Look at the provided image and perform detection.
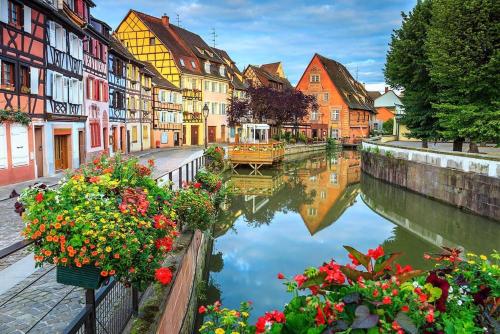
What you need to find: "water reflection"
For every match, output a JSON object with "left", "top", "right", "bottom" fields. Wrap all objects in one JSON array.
[{"left": 205, "top": 151, "right": 499, "bottom": 321}]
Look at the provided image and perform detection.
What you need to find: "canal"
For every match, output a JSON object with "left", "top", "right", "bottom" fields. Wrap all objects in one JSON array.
[{"left": 201, "top": 150, "right": 499, "bottom": 321}]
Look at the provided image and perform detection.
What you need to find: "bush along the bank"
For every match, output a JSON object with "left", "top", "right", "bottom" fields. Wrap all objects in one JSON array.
[
  {"left": 326, "top": 138, "right": 338, "bottom": 150},
  {"left": 205, "top": 145, "right": 226, "bottom": 172},
  {"left": 19, "top": 154, "right": 178, "bottom": 290},
  {"left": 198, "top": 246, "right": 499, "bottom": 333}
]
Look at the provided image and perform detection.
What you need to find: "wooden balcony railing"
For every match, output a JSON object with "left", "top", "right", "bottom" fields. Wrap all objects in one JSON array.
[{"left": 228, "top": 141, "right": 285, "bottom": 166}]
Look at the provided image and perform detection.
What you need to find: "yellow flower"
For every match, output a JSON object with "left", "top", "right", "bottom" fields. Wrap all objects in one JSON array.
[
  {"left": 468, "top": 260, "right": 476, "bottom": 265},
  {"left": 467, "top": 253, "right": 477, "bottom": 257},
  {"left": 238, "top": 322, "right": 246, "bottom": 327},
  {"left": 241, "top": 312, "right": 249, "bottom": 318},
  {"left": 105, "top": 246, "right": 112, "bottom": 252},
  {"left": 231, "top": 332, "right": 240, "bottom": 334},
  {"left": 215, "top": 329, "right": 225, "bottom": 334},
  {"left": 479, "top": 255, "right": 487, "bottom": 260}
]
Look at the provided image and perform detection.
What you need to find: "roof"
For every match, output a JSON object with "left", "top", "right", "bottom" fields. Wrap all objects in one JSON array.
[
  {"left": 367, "top": 91, "right": 382, "bottom": 100},
  {"left": 131, "top": 10, "right": 201, "bottom": 76},
  {"left": 315, "top": 54, "right": 375, "bottom": 112},
  {"left": 212, "top": 47, "right": 247, "bottom": 90},
  {"left": 141, "top": 61, "right": 180, "bottom": 91},
  {"left": 260, "top": 62, "right": 281, "bottom": 76},
  {"left": 245, "top": 65, "right": 292, "bottom": 89},
  {"left": 108, "top": 35, "right": 141, "bottom": 65},
  {"left": 32, "top": 0, "right": 84, "bottom": 36}
]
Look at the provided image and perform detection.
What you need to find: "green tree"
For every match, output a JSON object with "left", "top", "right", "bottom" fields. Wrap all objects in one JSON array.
[
  {"left": 382, "top": 118, "right": 394, "bottom": 135},
  {"left": 427, "top": 0, "right": 500, "bottom": 152},
  {"left": 384, "top": 0, "right": 440, "bottom": 148}
]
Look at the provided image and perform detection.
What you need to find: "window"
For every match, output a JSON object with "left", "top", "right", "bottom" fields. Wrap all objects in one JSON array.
[
  {"left": 310, "top": 74, "right": 320, "bottom": 83},
  {"left": 330, "top": 173, "right": 338, "bottom": 184},
  {"left": 323, "top": 92, "right": 329, "bottom": 102},
  {"left": 179, "top": 58, "right": 185, "bottom": 67},
  {"left": 160, "top": 111, "right": 167, "bottom": 123},
  {"left": 90, "top": 121, "right": 101, "bottom": 148},
  {"left": 320, "top": 191, "right": 327, "bottom": 199},
  {"left": 0, "top": 125, "right": 7, "bottom": 168},
  {"left": 1, "top": 61, "right": 15, "bottom": 89},
  {"left": 20, "top": 65, "right": 30, "bottom": 90},
  {"left": 10, "top": 124, "right": 29, "bottom": 166},
  {"left": 211, "top": 102, "right": 217, "bottom": 115},
  {"left": 330, "top": 129, "right": 339, "bottom": 139},
  {"left": 54, "top": 23, "right": 66, "bottom": 51},
  {"left": 149, "top": 37, "right": 155, "bottom": 45},
  {"left": 219, "top": 65, "right": 225, "bottom": 76},
  {"left": 191, "top": 61, "right": 196, "bottom": 68},
  {"left": 8, "top": 1, "right": 24, "bottom": 28},
  {"left": 52, "top": 73, "right": 64, "bottom": 102},
  {"left": 204, "top": 80, "right": 209, "bottom": 91},
  {"left": 204, "top": 61, "right": 210, "bottom": 73},
  {"left": 131, "top": 126, "right": 138, "bottom": 143},
  {"left": 308, "top": 207, "right": 317, "bottom": 216},
  {"left": 69, "top": 78, "right": 81, "bottom": 104},
  {"left": 142, "top": 125, "right": 149, "bottom": 140},
  {"left": 310, "top": 111, "right": 318, "bottom": 121},
  {"left": 211, "top": 82, "right": 216, "bottom": 92},
  {"left": 331, "top": 108, "right": 340, "bottom": 121}
]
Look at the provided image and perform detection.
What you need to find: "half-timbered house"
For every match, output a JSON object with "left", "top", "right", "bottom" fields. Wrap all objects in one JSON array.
[
  {"left": 139, "top": 62, "right": 153, "bottom": 150},
  {"left": 125, "top": 54, "right": 143, "bottom": 152},
  {"left": 143, "top": 62, "right": 182, "bottom": 148},
  {"left": 0, "top": 0, "right": 46, "bottom": 185},
  {"left": 83, "top": 16, "right": 110, "bottom": 159},
  {"left": 243, "top": 62, "right": 292, "bottom": 91},
  {"left": 107, "top": 36, "right": 127, "bottom": 154},
  {"left": 42, "top": 0, "right": 85, "bottom": 175}
]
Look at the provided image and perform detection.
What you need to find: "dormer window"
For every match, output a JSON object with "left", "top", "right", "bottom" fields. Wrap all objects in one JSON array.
[
  {"left": 204, "top": 61, "right": 210, "bottom": 73},
  {"left": 180, "top": 58, "right": 185, "bottom": 67},
  {"left": 195, "top": 47, "right": 204, "bottom": 55},
  {"left": 206, "top": 50, "right": 213, "bottom": 57},
  {"left": 219, "top": 65, "right": 225, "bottom": 76},
  {"left": 191, "top": 61, "right": 196, "bottom": 68}
]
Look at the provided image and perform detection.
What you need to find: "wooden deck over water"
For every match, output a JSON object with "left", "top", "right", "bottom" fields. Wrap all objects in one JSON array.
[{"left": 228, "top": 142, "right": 285, "bottom": 171}]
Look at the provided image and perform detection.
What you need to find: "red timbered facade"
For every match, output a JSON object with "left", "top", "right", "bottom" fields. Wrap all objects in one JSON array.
[{"left": 0, "top": 0, "right": 46, "bottom": 186}]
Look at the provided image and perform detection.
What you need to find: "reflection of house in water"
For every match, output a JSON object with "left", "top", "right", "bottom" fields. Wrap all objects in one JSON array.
[{"left": 296, "top": 151, "right": 361, "bottom": 235}]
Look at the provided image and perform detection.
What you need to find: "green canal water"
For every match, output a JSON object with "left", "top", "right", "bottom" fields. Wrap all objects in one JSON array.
[{"left": 202, "top": 151, "right": 499, "bottom": 321}]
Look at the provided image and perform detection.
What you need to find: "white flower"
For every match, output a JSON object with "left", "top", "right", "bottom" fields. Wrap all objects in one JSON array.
[
  {"left": 412, "top": 281, "right": 419, "bottom": 288},
  {"left": 448, "top": 286, "right": 454, "bottom": 293},
  {"left": 457, "top": 300, "right": 463, "bottom": 306}
]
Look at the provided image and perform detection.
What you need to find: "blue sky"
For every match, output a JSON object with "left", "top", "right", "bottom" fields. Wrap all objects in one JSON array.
[{"left": 94, "top": 0, "right": 416, "bottom": 89}]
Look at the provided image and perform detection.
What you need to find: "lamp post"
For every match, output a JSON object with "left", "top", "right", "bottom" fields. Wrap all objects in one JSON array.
[{"left": 202, "top": 103, "right": 209, "bottom": 149}]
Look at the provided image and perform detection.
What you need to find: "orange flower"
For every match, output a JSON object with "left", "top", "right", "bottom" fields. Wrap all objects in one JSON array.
[
  {"left": 44, "top": 249, "right": 52, "bottom": 256},
  {"left": 39, "top": 224, "right": 46, "bottom": 232},
  {"left": 46, "top": 235, "right": 53, "bottom": 242},
  {"left": 67, "top": 246, "right": 74, "bottom": 252},
  {"left": 82, "top": 258, "right": 90, "bottom": 264},
  {"left": 129, "top": 267, "right": 136, "bottom": 273},
  {"left": 75, "top": 261, "right": 82, "bottom": 268},
  {"left": 56, "top": 215, "right": 63, "bottom": 221},
  {"left": 53, "top": 257, "right": 59, "bottom": 264},
  {"left": 61, "top": 257, "right": 68, "bottom": 263},
  {"left": 61, "top": 221, "right": 67, "bottom": 226},
  {"left": 91, "top": 251, "right": 98, "bottom": 256},
  {"left": 113, "top": 253, "right": 120, "bottom": 259},
  {"left": 33, "top": 218, "right": 39, "bottom": 224},
  {"left": 54, "top": 222, "right": 61, "bottom": 229},
  {"left": 100, "top": 270, "right": 108, "bottom": 277},
  {"left": 109, "top": 269, "right": 116, "bottom": 275},
  {"left": 52, "top": 236, "right": 59, "bottom": 242}
]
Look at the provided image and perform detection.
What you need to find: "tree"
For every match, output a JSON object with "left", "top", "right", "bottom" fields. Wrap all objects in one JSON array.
[
  {"left": 383, "top": 119, "right": 394, "bottom": 135},
  {"left": 384, "top": 0, "right": 440, "bottom": 148},
  {"left": 426, "top": 0, "right": 500, "bottom": 152}
]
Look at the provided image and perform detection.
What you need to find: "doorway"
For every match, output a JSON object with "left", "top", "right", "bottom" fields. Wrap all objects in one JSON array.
[
  {"left": 120, "top": 126, "right": 126, "bottom": 152},
  {"left": 191, "top": 125, "right": 199, "bottom": 145},
  {"left": 34, "top": 127, "right": 44, "bottom": 177},
  {"left": 78, "top": 130, "right": 85, "bottom": 165},
  {"left": 182, "top": 126, "right": 186, "bottom": 145},
  {"left": 174, "top": 131, "right": 179, "bottom": 146},
  {"left": 208, "top": 126, "right": 216, "bottom": 143},
  {"left": 221, "top": 125, "right": 226, "bottom": 142},
  {"left": 112, "top": 127, "right": 118, "bottom": 152},
  {"left": 103, "top": 127, "right": 108, "bottom": 151},
  {"left": 54, "top": 135, "right": 69, "bottom": 170}
]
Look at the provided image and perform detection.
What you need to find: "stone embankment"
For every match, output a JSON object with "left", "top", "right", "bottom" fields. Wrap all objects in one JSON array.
[
  {"left": 285, "top": 143, "right": 326, "bottom": 156},
  {"left": 361, "top": 141, "right": 500, "bottom": 221}
]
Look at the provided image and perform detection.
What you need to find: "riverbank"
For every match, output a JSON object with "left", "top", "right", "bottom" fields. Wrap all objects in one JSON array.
[
  {"left": 284, "top": 142, "right": 326, "bottom": 157},
  {"left": 361, "top": 141, "right": 500, "bottom": 221}
]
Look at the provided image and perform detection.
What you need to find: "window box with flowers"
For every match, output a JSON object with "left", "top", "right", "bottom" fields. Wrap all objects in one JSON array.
[{"left": 19, "top": 155, "right": 178, "bottom": 290}]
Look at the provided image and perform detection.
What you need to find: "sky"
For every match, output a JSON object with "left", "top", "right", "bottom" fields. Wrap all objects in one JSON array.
[{"left": 94, "top": 0, "right": 417, "bottom": 91}]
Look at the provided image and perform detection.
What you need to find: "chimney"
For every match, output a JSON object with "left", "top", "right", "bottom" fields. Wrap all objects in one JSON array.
[
  {"left": 385, "top": 86, "right": 389, "bottom": 93},
  {"left": 162, "top": 14, "right": 169, "bottom": 27}
]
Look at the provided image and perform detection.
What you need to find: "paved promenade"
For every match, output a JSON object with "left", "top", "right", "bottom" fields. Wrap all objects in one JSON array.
[
  {"left": 388, "top": 141, "right": 500, "bottom": 157},
  {"left": 0, "top": 147, "right": 203, "bottom": 334}
]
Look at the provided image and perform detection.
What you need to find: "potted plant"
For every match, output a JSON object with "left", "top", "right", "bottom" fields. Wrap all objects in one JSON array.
[{"left": 20, "top": 154, "right": 178, "bottom": 290}]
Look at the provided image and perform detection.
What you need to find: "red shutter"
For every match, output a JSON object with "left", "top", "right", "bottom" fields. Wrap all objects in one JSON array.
[
  {"left": 86, "top": 78, "right": 90, "bottom": 99},
  {"left": 103, "top": 83, "right": 108, "bottom": 102},
  {"left": 94, "top": 80, "right": 99, "bottom": 100}
]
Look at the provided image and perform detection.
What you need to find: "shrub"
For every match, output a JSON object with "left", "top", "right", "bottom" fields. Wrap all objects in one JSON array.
[
  {"left": 383, "top": 118, "right": 394, "bottom": 135},
  {"left": 198, "top": 246, "right": 499, "bottom": 333},
  {"left": 195, "top": 170, "right": 222, "bottom": 194},
  {"left": 172, "top": 185, "right": 215, "bottom": 232},
  {"left": 205, "top": 145, "right": 225, "bottom": 172},
  {"left": 20, "top": 154, "right": 177, "bottom": 290},
  {"left": 326, "top": 138, "right": 338, "bottom": 150},
  {"left": 298, "top": 132, "right": 307, "bottom": 143},
  {"left": 289, "top": 138, "right": 296, "bottom": 144}
]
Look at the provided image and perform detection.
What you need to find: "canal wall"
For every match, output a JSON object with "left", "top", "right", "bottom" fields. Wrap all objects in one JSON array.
[
  {"left": 361, "top": 142, "right": 500, "bottom": 221},
  {"left": 285, "top": 143, "right": 326, "bottom": 156}
]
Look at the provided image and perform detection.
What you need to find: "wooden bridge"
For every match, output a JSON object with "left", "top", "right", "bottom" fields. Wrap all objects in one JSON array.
[{"left": 228, "top": 141, "right": 286, "bottom": 174}]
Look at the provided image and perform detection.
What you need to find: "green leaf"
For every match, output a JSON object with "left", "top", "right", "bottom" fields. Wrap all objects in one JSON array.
[
  {"left": 299, "top": 272, "right": 327, "bottom": 290},
  {"left": 339, "top": 266, "right": 372, "bottom": 282},
  {"left": 374, "top": 252, "right": 402, "bottom": 274},
  {"left": 343, "top": 246, "right": 371, "bottom": 271},
  {"left": 394, "top": 270, "right": 425, "bottom": 283},
  {"left": 395, "top": 312, "right": 418, "bottom": 334}
]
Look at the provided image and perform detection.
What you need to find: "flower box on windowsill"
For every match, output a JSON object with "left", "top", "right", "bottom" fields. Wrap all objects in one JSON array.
[
  {"left": 0, "top": 84, "right": 15, "bottom": 92},
  {"left": 21, "top": 86, "right": 31, "bottom": 94},
  {"left": 57, "top": 265, "right": 104, "bottom": 289}
]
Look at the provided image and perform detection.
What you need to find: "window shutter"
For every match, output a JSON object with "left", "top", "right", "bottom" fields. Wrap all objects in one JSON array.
[
  {"left": 78, "top": 80, "right": 83, "bottom": 104},
  {"left": 30, "top": 67, "right": 39, "bottom": 95},
  {"left": 0, "top": 125, "right": 7, "bottom": 168},
  {"left": 63, "top": 77, "right": 69, "bottom": 102},
  {"left": 78, "top": 38, "right": 83, "bottom": 60},
  {"left": 62, "top": 29, "right": 67, "bottom": 52},
  {"left": 24, "top": 6, "right": 32, "bottom": 33},
  {"left": 94, "top": 79, "right": 98, "bottom": 100},
  {"left": 52, "top": 73, "right": 57, "bottom": 100},
  {"left": 49, "top": 21, "right": 56, "bottom": 46},
  {"left": 10, "top": 125, "right": 29, "bottom": 166},
  {"left": 0, "top": 0, "right": 8, "bottom": 23},
  {"left": 86, "top": 77, "right": 90, "bottom": 99}
]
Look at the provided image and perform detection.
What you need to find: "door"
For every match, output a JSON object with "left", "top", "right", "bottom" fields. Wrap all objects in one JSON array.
[
  {"left": 208, "top": 126, "right": 216, "bottom": 143},
  {"left": 112, "top": 127, "right": 118, "bottom": 152},
  {"left": 191, "top": 125, "right": 199, "bottom": 145},
  {"left": 120, "top": 126, "right": 126, "bottom": 152},
  {"left": 182, "top": 126, "right": 186, "bottom": 145},
  {"left": 221, "top": 125, "right": 226, "bottom": 142},
  {"left": 54, "top": 135, "right": 69, "bottom": 170},
  {"left": 78, "top": 130, "right": 85, "bottom": 165},
  {"left": 103, "top": 127, "right": 108, "bottom": 151},
  {"left": 35, "top": 127, "right": 44, "bottom": 177},
  {"left": 126, "top": 130, "right": 131, "bottom": 153},
  {"left": 174, "top": 132, "right": 179, "bottom": 146}
]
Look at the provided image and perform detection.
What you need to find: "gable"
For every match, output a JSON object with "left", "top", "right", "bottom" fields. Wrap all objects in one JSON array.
[{"left": 374, "top": 91, "right": 401, "bottom": 108}]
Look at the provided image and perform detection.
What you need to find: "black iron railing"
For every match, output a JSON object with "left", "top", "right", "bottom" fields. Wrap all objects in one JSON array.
[{"left": 0, "top": 153, "right": 207, "bottom": 334}]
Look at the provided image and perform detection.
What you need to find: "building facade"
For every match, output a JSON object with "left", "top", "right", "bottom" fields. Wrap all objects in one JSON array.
[
  {"left": 139, "top": 64, "right": 153, "bottom": 150},
  {"left": 125, "top": 58, "right": 142, "bottom": 152},
  {"left": 0, "top": 0, "right": 46, "bottom": 185},
  {"left": 44, "top": 0, "right": 85, "bottom": 175},
  {"left": 243, "top": 62, "right": 292, "bottom": 91},
  {"left": 296, "top": 54, "right": 375, "bottom": 142},
  {"left": 83, "top": 16, "right": 110, "bottom": 159}
]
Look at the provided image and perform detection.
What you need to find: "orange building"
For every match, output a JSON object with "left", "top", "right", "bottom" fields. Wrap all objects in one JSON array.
[{"left": 296, "top": 54, "right": 375, "bottom": 142}]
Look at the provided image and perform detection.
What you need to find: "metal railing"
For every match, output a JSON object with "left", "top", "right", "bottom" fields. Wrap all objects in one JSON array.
[{"left": 0, "top": 153, "right": 207, "bottom": 334}]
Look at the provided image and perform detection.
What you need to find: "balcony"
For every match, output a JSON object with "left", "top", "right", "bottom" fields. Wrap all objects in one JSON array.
[
  {"left": 182, "top": 112, "right": 202, "bottom": 123},
  {"left": 182, "top": 88, "right": 202, "bottom": 101}
]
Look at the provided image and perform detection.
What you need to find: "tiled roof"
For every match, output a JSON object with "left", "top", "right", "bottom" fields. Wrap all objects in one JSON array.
[
  {"left": 212, "top": 48, "right": 247, "bottom": 91},
  {"left": 131, "top": 10, "right": 201, "bottom": 76},
  {"left": 247, "top": 65, "right": 292, "bottom": 89},
  {"left": 141, "top": 61, "right": 180, "bottom": 91},
  {"left": 109, "top": 35, "right": 141, "bottom": 65},
  {"left": 367, "top": 91, "right": 382, "bottom": 100},
  {"left": 316, "top": 54, "right": 375, "bottom": 112},
  {"left": 260, "top": 62, "right": 281, "bottom": 76}
]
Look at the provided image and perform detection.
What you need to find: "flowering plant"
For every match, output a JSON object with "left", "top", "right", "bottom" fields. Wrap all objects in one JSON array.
[
  {"left": 198, "top": 246, "right": 499, "bottom": 333},
  {"left": 195, "top": 170, "right": 223, "bottom": 194},
  {"left": 20, "top": 154, "right": 177, "bottom": 290},
  {"left": 198, "top": 301, "right": 254, "bottom": 334},
  {"left": 205, "top": 145, "right": 225, "bottom": 172},
  {"left": 173, "top": 182, "right": 216, "bottom": 231}
]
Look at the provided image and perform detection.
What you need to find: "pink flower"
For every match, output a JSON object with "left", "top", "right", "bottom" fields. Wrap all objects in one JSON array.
[{"left": 294, "top": 274, "right": 307, "bottom": 287}]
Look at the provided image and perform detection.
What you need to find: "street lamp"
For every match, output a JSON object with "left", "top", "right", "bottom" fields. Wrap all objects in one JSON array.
[{"left": 202, "top": 103, "right": 209, "bottom": 149}]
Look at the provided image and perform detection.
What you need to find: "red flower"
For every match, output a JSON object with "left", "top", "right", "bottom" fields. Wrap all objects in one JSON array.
[
  {"left": 155, "top": 267, "right": 173, "bottom": 285},
  {"left": 334, "top": 302, "right": 345, "bottom": 313},
  {"left": 401, "top": 305, "right": 409, "bottom": 312},
  {"left": 155, "top": 237, "right": 173, "bottom": 252},
  {"left": 392, "top": 321, "right": 401, "bottom": 330},
  {"left": 277, "top": 272, "right": 285, "bottom": 279},
  {"left": 294, "top": 274, "right": 307, "bottom": 287},
  {"left": 89, "top": 176, "right": 100, "bottom": 183},
  {"left": 193, "top": 182, "right": 202, "bottom": 189},
  {"left": 319, "top": 260, "right": 345, "bottom": 285},
  {"left": 255, "top": 316, "right": 267, "bottom": 334},
  {"left": 392, "top": 289, "right": 399, "bottom": 296},
  {"left": 315, "top": 306, "right": 325, "bottom": 325},
  {"left": 425, "top": 309, "right": 435, "bottom": 323},
  {"left": 198, "top": 305, "right": 207, "bottom": 314},
  {"left": 35, "top": 192, "right": 44, "bottom": 203},
  {"left": 148, "top": 159, "right": 155, "bottom": 167},
  {"left": 382, "top": 296, "right": 392, "bottom": 305},
  {"left": 396, "top": 263, "right": 413, "bottom": 274},
  {"left": 348, "top": 253, "right": 360, "bottom": 266},
  {"left": 367, "top": 245, "right": 384, "bottom": 260},
  {"left": 372, "top": 289, "right": 379, "bottom": 297},
  {"left": 419, "top": 293, "right": 428, "bottom": 303}
]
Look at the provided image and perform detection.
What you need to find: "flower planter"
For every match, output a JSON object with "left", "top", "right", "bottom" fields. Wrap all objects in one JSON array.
[{"left": 57, "top": 265, "right": 104, "bottom": 289}]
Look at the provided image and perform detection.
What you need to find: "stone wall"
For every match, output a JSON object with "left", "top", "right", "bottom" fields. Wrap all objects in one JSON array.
[
  {"left": 285, "top": 143, "right": 326, "bottom": 156},
  {"left": 361, "top": 151, "right": 500, "bottom": 221}
]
